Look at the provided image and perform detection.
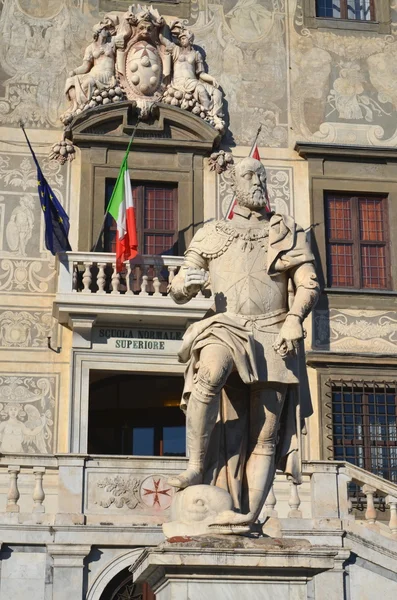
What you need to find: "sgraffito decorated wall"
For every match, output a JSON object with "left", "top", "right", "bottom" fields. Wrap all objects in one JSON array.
[{"left": 0, "top": 0, "right": 395, "bottom": 455}]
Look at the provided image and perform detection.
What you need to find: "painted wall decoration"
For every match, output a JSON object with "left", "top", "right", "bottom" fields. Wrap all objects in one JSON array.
[
  {"left": 314, "top": 309, "right": 397, "bottom": 354},
  {"left": 190, "top": 0, "right": 288, "bottom": 146},
  {"left": 0, "top": 374, "right": 57, "bottom": 453},
  {"left": 0, "top": 0, "right": 94, "bottom": 128},
  {"left": 0, "top": 151, "right": 69, "bottom": 294},
  {"left": 0, "top": 309, "right": 53, "bottom": 348},
  {"left": 292, "top": 0, "right": 397, "bottom": 146}
]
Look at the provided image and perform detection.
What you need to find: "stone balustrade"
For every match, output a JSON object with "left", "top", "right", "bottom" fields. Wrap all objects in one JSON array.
[
  {"left": 0, "top": 455, "right": 395, "bottom": 544},
  {"left": 60, "top": 252, "right": 186, "bottom": 296},
  {"left": 54, "top": 252, "right": 213, "bottom": 327}
]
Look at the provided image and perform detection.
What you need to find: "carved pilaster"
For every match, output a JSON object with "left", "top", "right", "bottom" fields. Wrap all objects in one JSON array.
[{"left": 48, "top": 544, "right": 91, "bottom": 600}]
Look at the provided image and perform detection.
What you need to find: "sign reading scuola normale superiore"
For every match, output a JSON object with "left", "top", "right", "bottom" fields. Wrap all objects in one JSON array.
[{"left": 92, "top": 327, "right": 184, "bottom": 352}]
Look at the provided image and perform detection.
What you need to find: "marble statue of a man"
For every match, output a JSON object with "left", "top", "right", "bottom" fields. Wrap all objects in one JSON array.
[{"left": 168, "top": 157, "right": 320, "bottom": 527}]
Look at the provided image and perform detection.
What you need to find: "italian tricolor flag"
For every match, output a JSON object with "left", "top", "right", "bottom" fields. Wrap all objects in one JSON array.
[{"left": 108, "top": 144, "right": 138, "bottom": 272}]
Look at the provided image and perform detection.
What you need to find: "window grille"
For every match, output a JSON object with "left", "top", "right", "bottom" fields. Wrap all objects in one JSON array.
[{"left": 326, "top": 379, "right": 397, "bottom": 483}]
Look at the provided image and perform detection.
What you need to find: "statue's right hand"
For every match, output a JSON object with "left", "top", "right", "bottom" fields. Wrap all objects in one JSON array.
[{"left": 184, "top": 268, "right": 209, "bottom": 293}]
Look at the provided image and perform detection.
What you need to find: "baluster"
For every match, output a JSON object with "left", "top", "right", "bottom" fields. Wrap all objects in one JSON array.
[
  {"left": 386, "top": 495, "right": 397, "bottom": 535},
  {"left": 32, "top": 467, "right": 45, "bottom": 513},
  {"left": 288, "top": 479, "right": 302, "bottom": 518},
  {"left": 82, "top": 261, "right": 92, "bottom": 294},
  {"left": 363, "top": 484, "right": 377, "bottom": 524},
  {"left": 153, "top": 265, "right": 161, "bottom": 297},
  {"left": 6, "top": 466, "right": 20, "bottom": 513},
  {"left": 140, "top": 265, "right": 149, "bottom": 296},
  {"left": 96, "top": 262, "right": 107, "bottom": 295},
  {"left": 264, "top": 486, "right": 278, "bottom": 518},
  {"left": 72, "top": 262, "right": 79, "bottom": 292},
  {"left": 167, "top": 265, "right": 177, "bottom": 286},
  {"left": 111, "top": 262, "right": 120, "bottom": 294},
  {"left": 125, "top": 261, "right": 134, "bottom": 295}
]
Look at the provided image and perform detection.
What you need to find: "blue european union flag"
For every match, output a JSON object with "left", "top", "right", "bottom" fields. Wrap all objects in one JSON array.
[{"left": 22, "top": 127, "right": 72, "bottom": 255}]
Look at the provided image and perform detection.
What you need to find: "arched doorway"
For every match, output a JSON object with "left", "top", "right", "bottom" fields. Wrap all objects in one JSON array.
[{"left": 99, "top": 568, "right": 155, "bottom": 600}]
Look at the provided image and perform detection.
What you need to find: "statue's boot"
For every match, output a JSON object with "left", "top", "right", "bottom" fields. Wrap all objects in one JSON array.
[
  {"left": 167, "top": 391, "right": 219, "bottom": 489},
  {"left": 208, "top": 452, "right": 275, "bottom": 527},
  {"left": 244, "top": 448, "right": 275, "bottom": 523}
]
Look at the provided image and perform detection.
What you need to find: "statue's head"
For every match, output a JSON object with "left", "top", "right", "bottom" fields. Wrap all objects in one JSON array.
[
  {"left": 232, "top": 157, "right": 268, "bottom": 211},
  {"left": 4, "top": 403, "right": 23, "bottom": 419},
  {"left": 127, "top": 4, "right": 163, "bottom": 38},
  {"left": 93, "top": 14, "right": 119, "bottom": 40},
  {"left": 179, "top": 29, "right": 194, "bottom": 48},
  {"left": 20, "top": 194, "right": 34, "bottom": 209}
]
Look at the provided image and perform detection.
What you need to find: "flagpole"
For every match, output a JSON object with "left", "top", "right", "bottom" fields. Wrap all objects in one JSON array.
[
  {"left": 91, "top": 118, "right": 141, "bottom": 252},
  {"left": 223, "top": 123, "right": 263, "bottom": 220}
]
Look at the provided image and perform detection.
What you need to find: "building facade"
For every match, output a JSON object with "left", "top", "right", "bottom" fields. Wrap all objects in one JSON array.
[{"left": 0, "top": 0, "right": 396, "bottom": 598}]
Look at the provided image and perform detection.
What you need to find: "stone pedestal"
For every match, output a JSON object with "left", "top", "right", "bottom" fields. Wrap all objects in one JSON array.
[{"left": 130, "top": 536, "right": 339, "bottom": 600}]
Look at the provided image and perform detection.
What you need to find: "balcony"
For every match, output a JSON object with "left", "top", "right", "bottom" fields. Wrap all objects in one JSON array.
[
  {"left": 0, "top": 455, "right": 396, "bottom": 549},
  {"left": 53, "top": 252, "right": 213, "bottom": 328}
]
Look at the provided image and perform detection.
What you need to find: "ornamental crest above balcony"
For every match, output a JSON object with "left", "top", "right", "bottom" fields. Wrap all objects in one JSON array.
[{"left": 58, "top": 4, "right": 225, "bottom": 162}]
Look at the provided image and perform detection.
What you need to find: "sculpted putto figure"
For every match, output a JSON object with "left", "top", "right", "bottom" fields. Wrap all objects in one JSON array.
[
  {"left": 63, "top": 15, "right": 119, "bottom": 117},
  {"left": 168, "top": 157, "right": 320, "bottom": 529}
]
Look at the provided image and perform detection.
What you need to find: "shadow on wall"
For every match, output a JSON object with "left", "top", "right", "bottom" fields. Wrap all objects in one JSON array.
[{"left": 308, "top": 223, "right": 330, "bottom": 352}]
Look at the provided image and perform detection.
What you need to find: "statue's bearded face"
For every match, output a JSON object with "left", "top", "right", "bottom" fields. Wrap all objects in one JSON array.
[{"left": 234, "top": 157, "right": 268, "bottom": 210}]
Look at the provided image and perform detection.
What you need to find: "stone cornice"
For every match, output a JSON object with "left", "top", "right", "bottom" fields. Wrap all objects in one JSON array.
[{"left": 295, "top": 142, "right": 397, "bottom": 161}]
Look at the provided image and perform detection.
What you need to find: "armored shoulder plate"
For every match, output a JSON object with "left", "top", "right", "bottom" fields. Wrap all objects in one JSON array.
[{"left": 187, "top": 220, "right": 235, "bottom": 259}]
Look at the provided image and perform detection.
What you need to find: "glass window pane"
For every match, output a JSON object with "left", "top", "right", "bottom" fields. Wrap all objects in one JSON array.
[
  {"left": 144, "top": 186, "right": 175, "bottom": 230},
  {"left": 359, "top": 198, "right": 385, "bottom": 242},
  {"left": 326, "top": 195, "right": 353, "bottom": 240},
  {"left": 133, "top": 427, "right": 154, "bottom": 455},
  {"left": 163, "top": 426, "right": 186, "bottom": 456},
  {"left": 361, "top": 245, "right": 387, "bottom": 288},
  {"left": 328, "top": 243, "right": 354, "bottom": 287},
  {"left": 144, "top": 233, "right": 175, "bottom": 255},
  {"left": 347, "top": 0, "right": 372, "bottom": 19},
  {"left": 317, "top": 0, "right": 341, "bottom": 17}
]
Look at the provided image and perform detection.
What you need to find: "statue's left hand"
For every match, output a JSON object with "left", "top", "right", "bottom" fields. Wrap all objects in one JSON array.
[{"left": 273, "top": 315, "right": 303, "bottom": 357}]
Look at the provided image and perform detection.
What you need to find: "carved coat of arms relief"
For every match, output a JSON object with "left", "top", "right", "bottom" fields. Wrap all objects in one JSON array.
[{"left": 58, "top": 3, "right": 226, "bottom": 160}]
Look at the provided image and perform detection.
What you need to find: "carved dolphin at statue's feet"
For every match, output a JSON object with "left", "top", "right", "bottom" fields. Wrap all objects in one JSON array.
[{"left": 162, "top": 485, "right": 253, "bottom": 538}]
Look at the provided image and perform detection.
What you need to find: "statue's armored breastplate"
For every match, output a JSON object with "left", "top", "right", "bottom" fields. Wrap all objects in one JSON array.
[{"left": 207, "top": 223, "right": 289, "bottom": 317}]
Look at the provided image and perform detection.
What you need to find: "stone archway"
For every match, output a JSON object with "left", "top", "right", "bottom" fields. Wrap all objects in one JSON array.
[
  {"left": 98, "top": 567, "right": 154, "bottom": 600},
  {"left": 86, "top": 549, "right": 147, "bottom": 600}
]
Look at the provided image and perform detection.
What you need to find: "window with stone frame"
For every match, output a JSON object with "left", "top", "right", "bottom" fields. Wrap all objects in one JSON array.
[
  {"left": 88, "top": 372, "right": 185, "bottom": 457},
  {"left": 324, "top": 193, "right": 391, "bottom": 290},
  {"left": 104, "top": 180, "right": 178, "bottom": 256},
  {"left": 316, "top": 0, "right": 375, "bottom": 20},
  {"left": 327, "top": 379, "right": 397, "bottom": 483}
]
